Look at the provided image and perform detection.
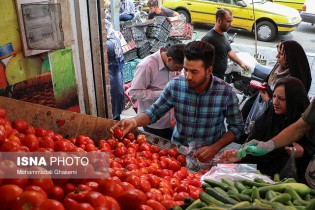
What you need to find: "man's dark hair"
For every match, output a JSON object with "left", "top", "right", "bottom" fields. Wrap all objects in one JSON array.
[
  {"left": 216, "top": 8, "right": 232, "bottom": 21},
  {"left": 166, "top": 44, "right": 186, "bottom": 64},
  {"left": 184, "top": 41, "right": 215, "bottom": 69}
]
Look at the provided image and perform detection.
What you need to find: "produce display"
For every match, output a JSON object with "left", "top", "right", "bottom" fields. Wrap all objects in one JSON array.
[
  {"left": 1, "top": 103, "right": 315, "bottom": 210},
  {"left": 0, "top": 107, "right": 204, "bottom": 210},
  {"left": 174, "top": 175, "right": 315, "bottom": 210}
]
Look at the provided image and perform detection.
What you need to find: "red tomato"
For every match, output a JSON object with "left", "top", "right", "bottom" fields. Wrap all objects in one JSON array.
[
  {"left": 168, "top": 161, "right": 181, "bottom": 172},
  {"left": 146, "top": 199, "right": 166, "bottom": 210},
  {"left": 139, "top": 143, "right": 151, "bottom": 151},
  {"left": 39, "top": 137, "right": 55, "bottom": 149},
  {"left": 173, "top": 191, "right": 190, "bottom": 201},
  {"left": 75, "top": 203, "right": 95, "bottom": 210},
  {"left": 63, "top": 183, "right": 76, "bottom": 194},
  {"left": 12, "top": 120, "right": 28, "bottom": 132},
  {"left": 168, "top": 148, "right": 179, "bottom": 158},
  {"left": 21, "top": 134, "right": 39, "bottom": 151},
  {"left": 139, "top": 179, "right": 151, "bottom": 193},
  {"left": 104, "top": 195, "right": 121, "bottom": 210},
  {"left": 24, "top": 125, "right": 36, "bottom": 135},
  {"left": 136, "top": 134, "right": 146, "bottom": 144},
  {"left": 47, "top": 199, "right": 65, "bottom": 210},
  {"left": 113, "top": 128, "right": 124, "bottom": 139},
  {"left": 117, "top": 188, "right": 147, "bottom": 210},
  {"left": 0, "top": 139, "right": 21, "bottom": 151},
  {"left": 85, "top": 181, "right": 99, "bottom": 191},
  {"left": 0, "top": 107, "right": 6, "bottom": 118},
  {"left": 35, "top": 128, "right": 47, "bottom": 137},
  {"left": 158, "top": 149, "right": 168, "bottom": 157},
  {"left": 147, "top": 174, "right": 160, "bottom": 189},
  {"left": 98, "top": 179, "right": 123, "bottom": 199},
  {"left": 126, "top": 133, "right": 135, "bottom": 141},
  {"left": 145, "top": 191, "right": 163, "bottom": 202},
  {"left": 114, "top": 146, "right": 127, "bottom": 157},
  {"left": 50, "top": 186, "right": 65, "bottom": 201},
  {"left": 12, "top": 191, "right": 48, "bottom": 209},
  {"left": 176, "top": 155, "right": 186, "bottom": 166},
  {"left": 160, "top": 200, "right": 177, "bottom": 209},
  {"left": 0, "top": 184, "right": 23, "bottom": 210},
  {"left": 24, "top": 185, "right": 48, "bottom": 198},
  {"left": 150, "top": 145, "right": 160, "bottom": 154},
  {"left": 28, "top": 177, "right": 54, "bottom": 195},
  {"left": 174, "top": 185, "right": 190, "bottom": 193},
  {"left": 124, "top": 174, "right": 141, "bottom": 189},
  {"left": 139, "top": 205, "right": 154, "bottom": 210},
  {"left": 122, "top": 138, "right": 131, "bottom": 146},
  {"left": 86, "top": 191, "right": 107, "bottom": 208},
  {"left": 120, "top": 182, "right": 135, "bottom": 191},
  {"left": 62, "top": 197, "right": 78, "bottom": 210}
]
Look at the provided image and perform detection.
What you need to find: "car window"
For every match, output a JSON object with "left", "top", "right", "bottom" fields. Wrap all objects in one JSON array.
[{"left": 218, "top": 0, "right": 232, "bottom": 4}]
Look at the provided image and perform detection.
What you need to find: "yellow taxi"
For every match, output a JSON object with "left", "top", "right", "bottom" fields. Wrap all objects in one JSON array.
[
  {"left": 270, "top": 0, "right": 305, "bottom": 11},
  {"left": 163, "top": 0, "right": 301, "bottom": 42}
]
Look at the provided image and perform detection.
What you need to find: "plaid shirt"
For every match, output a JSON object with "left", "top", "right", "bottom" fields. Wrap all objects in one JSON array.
[{"left": 144, "top": 75, "right": 244, "bottom": 146}]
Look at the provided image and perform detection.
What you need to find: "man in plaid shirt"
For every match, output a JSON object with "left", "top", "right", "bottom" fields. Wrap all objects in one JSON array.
[{"left": 111, "top": 41, "right": 244, "bottom": 162}]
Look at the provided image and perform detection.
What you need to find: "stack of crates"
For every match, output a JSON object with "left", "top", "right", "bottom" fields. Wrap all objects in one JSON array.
[
  {"left": 146, "top": 16, "right": 172, "bottom": 42},
  {"left": 136, "top": 40, "right": 151, "bottom": 59}
]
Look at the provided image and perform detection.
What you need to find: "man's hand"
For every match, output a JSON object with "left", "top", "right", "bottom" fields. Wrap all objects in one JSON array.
[
  {"left": 110, "top": 118, "right": 137, "bottom": 137},
  {"left": 193, "top": 145, "right": 219, "bottom": 163},
  {"left": 237, "top": 139, "right": 275, "bottom": 158},
  {"left": 240, "top": 62, "right": 250, "bottom": 72}
]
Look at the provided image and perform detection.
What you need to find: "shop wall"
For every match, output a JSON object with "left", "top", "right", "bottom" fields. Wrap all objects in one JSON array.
[{"left": 0, "top": 0, "right": 80, "bottom": 113}]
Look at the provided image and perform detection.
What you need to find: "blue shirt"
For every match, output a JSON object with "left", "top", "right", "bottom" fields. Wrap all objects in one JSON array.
[{"left": 144, "top": 75, "right": 244, "bottom": 146}]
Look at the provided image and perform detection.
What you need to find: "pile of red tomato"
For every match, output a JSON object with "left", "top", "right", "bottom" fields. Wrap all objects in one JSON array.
[{"left": 0, "top": 107, "right": 205, "bottom": 210}]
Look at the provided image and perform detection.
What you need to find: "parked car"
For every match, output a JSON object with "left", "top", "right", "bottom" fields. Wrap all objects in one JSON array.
[
  {"left": 300, "top": 0, "right": 315, "bottom": 25},
  {"left": 269, "top": 0, "right": 305, "bottom": 11},
  {"left": 162, "top": 0, "right": 302, "bottom": 42}
]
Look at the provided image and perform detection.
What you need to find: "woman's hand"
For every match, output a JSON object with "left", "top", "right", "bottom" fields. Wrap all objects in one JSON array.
[
  {"left": 285, "top": 142, "right": 304, "bottom": 158},
  {"left": 219, "top": 150, "right": 241, "bottom": 163},
  {"left": 260, "top": 90, "right": 270, "bottom": 102}
]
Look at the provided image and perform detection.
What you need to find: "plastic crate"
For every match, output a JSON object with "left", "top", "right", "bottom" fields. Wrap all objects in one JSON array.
[
  {"left": 146, "top": 26, "right": 169, "bottom": 42},
  {"left": 151, "top": 16, "right": 172, "bottom": 32},
  {"left": 123, "top": 48, "right": 138, "bottom": 62},
  {"left": 121, "top": 27, "right": 133, "bottom": 43},
  {"left": 136, "top": 40, "right": 151, "bottom": 58},
  {"left": 123, "top": 59, "right": 141, "bottom": 83},
  {"left": 131, "top": 26, "right": 146, "bottom": 41}
]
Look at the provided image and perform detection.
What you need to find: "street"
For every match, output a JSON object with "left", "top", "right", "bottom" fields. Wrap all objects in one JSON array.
[{"left": 194, "top": 22, "right": 315, "bottom": 54}]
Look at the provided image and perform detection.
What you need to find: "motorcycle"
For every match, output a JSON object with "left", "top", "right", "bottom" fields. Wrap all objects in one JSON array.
[{"left": 224, "top": 33, "right": 273, "bottom": 101}]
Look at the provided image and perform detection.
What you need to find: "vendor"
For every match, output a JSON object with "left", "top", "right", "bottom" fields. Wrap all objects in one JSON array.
[
  {"left": 147, "top": 0, "right": 180, "bottom": 20},
  {"left": 110, "top": 41, "right": 244, "bottom": 163}
]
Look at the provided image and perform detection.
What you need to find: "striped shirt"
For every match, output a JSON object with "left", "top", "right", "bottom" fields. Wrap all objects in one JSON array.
[
  {"left": 144, "top": 75, "right": 244, "bottom": 146},
  {"left": 120, "top": 0, "right": 135, "bottom": 15}
]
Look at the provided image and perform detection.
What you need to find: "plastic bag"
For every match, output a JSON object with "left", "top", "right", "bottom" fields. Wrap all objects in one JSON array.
[
  {"left": 201, "top": 164, "right": 275, "bottom": 184},
  {"left": 280, "top": 150, "right": 298, "bottom": 180},
  {"left": 244, "top": 94, "right": 269, "bottom": 134}
]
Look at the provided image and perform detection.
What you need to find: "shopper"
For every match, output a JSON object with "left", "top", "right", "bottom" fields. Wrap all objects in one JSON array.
[
  {"left": 119, "top": 0, "right": 135, "bottom": 21},
  {"left": 241, "top": 40, "right": 312, "bottom": 135},
  {"left": 201, "top": 8, "right": 248, "bottom": 80},
  {"left": 129, "top": 44, "right": 186, "bottom": 140},
  {"left": 220, "top": 78, "right": 315, "bottom": 182},
  {"left": 111, "top": 41, "right": 244, "bottom": 163},
  {"left": 147, "top": 0, "right": 180, "bottom": 20},
  {"left": 105, "top": 20, "right": 125, "bottom": 120}
]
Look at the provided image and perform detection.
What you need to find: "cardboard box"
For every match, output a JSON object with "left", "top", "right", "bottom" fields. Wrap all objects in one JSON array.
[{"left": 0, "top": 96, "right": 116, "bottom": 141}]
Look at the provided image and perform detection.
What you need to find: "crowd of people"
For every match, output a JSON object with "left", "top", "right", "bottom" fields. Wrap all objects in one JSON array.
[{"left": 106, "top": 3, "right": 315, "bottom": 188}]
